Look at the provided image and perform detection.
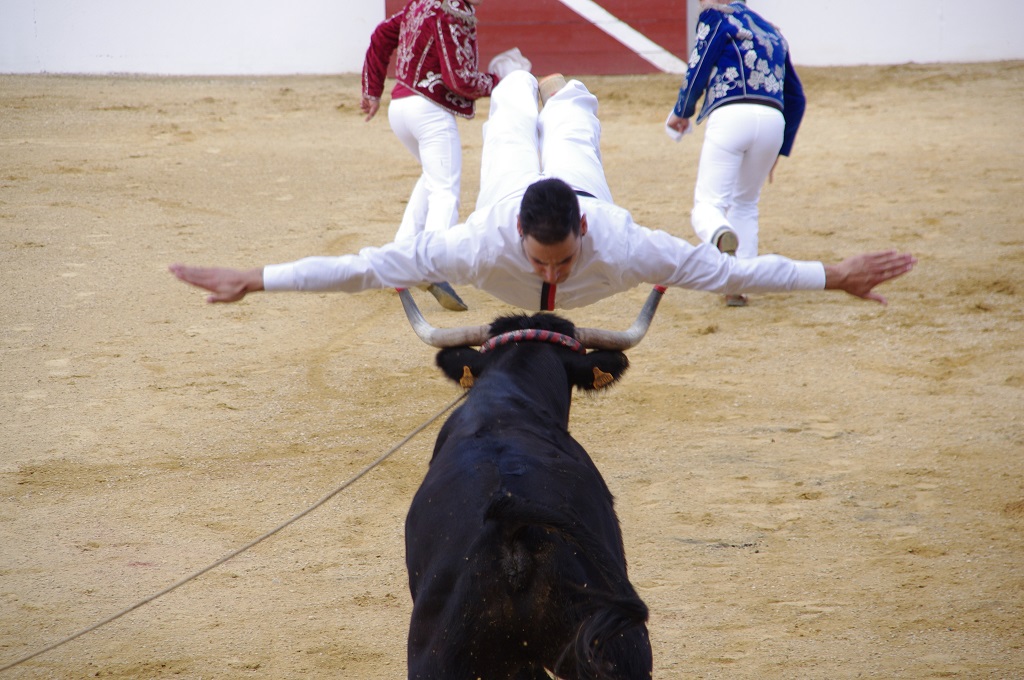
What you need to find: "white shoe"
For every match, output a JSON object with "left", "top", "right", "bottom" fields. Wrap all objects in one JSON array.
[
  {"left": 538, "top": 74, "right": 567, "bottom": 106},
  {"left": 711, "top": 226, "right": 739, "bottom": 256},
  {"left": 725, "top": 294, "right": 748, "bottom": 307},
  {"left": 419, "top": 282, "right": 468, "bottom": 312},
  {"left": 488, "top": 47, "right": 532, "bottom": 79},
  {"left": 711, "top": 227, "right": 746, "bottom": 307}
]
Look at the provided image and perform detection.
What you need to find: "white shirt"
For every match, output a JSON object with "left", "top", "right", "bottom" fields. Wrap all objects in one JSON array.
[{"left": 263, "top": 192, "right": 825, "bottom": 311}]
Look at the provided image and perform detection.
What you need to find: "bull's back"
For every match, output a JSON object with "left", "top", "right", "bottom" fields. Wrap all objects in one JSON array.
[
  {"left": 406, "top": 495, "right": 611, "bottom": 678},
  {"left": 405, "top": 431, "right": 640, "bottom": 678},
  {"left": 407, "top": 426, "right": 623, "bottom": 580}
]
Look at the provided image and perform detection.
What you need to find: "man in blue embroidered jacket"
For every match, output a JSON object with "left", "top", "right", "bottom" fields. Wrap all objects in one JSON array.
[{"left": 666, "top": 0, "right": 806, "bottom": 307}]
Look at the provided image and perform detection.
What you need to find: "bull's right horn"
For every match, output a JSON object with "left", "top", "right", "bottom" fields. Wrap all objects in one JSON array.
[
  {"left": 398, "top": 288, "right": 490, "bottom": 348},
  {"left": 575, "top": 286, "right": 666, "bottom": 351}
]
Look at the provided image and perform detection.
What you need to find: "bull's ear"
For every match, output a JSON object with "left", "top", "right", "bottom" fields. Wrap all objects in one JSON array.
[
  {"left": 567, "top": 351, "right": 629, "bottom": 391},
  {"left": 435, "top": 347, "right": 486, "bottom": 387}
]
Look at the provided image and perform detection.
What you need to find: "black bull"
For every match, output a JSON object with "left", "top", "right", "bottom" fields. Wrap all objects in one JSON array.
[{"left": 404, "top": 312, "right": 653, "bottom": 680}]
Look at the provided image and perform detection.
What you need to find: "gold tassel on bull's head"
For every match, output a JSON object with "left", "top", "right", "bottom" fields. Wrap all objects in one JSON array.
[
  {"left": 459, "top": 366, "right": 475, "bottom": 389},
  {"left": 592, "top": 367, "right": 614, "bottom": 389}
]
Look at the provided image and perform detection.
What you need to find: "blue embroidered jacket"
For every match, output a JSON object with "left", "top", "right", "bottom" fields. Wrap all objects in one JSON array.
[{"left": 672, "top": 2, "right": 805, "bottom": 156}]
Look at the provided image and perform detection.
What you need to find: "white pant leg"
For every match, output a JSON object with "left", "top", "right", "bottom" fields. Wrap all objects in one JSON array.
[
  {"left": 476, "top": 70, "right": 543, "bottom": 210},
  {"left": 388, "top": 95, "right": 462, "bottom": 241},
  {"left": 538, "top": 80, "right": 612, "bottom": 202},
  {"left": 691, "top": 103, "right": 784, "bottom": 258}
]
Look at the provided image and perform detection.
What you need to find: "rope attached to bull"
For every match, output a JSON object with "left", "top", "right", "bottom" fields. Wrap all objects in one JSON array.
[{"left": 0, "top": 392, "right": 467, "bottom": 674}]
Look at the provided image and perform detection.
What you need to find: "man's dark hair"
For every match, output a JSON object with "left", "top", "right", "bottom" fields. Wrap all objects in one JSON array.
[{"left": 519, "top": 178, "right": 581, "bottom": 245}]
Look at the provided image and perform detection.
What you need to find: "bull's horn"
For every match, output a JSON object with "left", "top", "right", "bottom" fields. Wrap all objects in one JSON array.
[
  {"left": 399, "top": 285, "right": 666, "bottom": 350},
  {"left": 398, "top": 288, "right": 490, "bottom": 348},
  {"left": 575, "top": 286, "right": 666, "bottom": 350}
]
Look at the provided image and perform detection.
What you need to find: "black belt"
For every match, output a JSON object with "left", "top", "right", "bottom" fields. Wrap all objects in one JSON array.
[
  {"left": 718, "top": 98, "right": 783, "bottom": 113},
  {"left": 574, "top": 189, "right": 596, "bottom": 199}
]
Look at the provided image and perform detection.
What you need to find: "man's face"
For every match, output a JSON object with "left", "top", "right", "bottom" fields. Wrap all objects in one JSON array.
[{"left": 519, "top": 216, "right": 588, "bottom": 285}]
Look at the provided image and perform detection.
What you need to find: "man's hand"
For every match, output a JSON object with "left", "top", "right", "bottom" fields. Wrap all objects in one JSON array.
[
  {"left": 360, "top": 95, "right": 380, "bottom": 122},
  {"left": 168, "top": 264, "right": 264, "bottom": 303},
  {"left": 823, "top": 251, "right": 917, "bottom": 305},
  {"left": 665, "top": 112, "right": 690, "bottom": 136}
]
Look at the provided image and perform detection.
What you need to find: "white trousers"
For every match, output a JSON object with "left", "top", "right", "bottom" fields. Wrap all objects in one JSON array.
[
  {"left": 476, "top": 70, "right": 612, "bottom": 211},
  {"left": 691, "top": 103, "right": 785, "bottom": 258},
  {"left": 387, "top": 95, "right": 462, "bottom": 242}
]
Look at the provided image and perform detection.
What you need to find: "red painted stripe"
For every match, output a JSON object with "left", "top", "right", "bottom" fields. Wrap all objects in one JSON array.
[{"left": 383, "top": 0, "right": 688, "bottom": 76}]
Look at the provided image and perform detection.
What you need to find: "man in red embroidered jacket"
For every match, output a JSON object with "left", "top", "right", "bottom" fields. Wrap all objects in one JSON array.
[{"left": 360, "top": 0, "right": 530, "bottom": 311}]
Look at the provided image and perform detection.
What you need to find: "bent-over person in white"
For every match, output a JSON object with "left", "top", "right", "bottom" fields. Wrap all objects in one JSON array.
[{"left": 170, "top": 70, "right": 916, "bottom": 310}]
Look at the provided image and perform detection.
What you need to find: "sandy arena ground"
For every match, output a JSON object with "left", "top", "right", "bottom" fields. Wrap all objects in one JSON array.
[{"left": 2, "top": 61, "right": 1022, "bottom": 678}]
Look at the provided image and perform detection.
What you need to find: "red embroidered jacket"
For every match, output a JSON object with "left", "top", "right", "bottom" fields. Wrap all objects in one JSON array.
[{"left": 361, "top": 0, "right": 498, "bottom": 119}]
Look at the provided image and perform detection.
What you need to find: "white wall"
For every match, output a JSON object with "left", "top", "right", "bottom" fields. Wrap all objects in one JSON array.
[
  {"left": 748, "top": 0, "right": 1024, "bottom": 66},
  {"left": 0, "top": 0, "right": 381, "bottom": 75}
]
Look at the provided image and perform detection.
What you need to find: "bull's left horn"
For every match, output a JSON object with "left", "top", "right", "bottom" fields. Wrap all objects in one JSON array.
[
  {"left": 575, "top": 286, "right": 666, "bottom": 350},
  {"left": 399, "top": 289, "right": 490, "bottom": 348}
]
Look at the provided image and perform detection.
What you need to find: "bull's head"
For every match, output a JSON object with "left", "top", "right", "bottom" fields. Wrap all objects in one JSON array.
[
  {"left": 399, "top": 286, "right": 665, "bottom": 391},
  {"left": 435, "top": 312, "right": 632, "bottom": 391}
]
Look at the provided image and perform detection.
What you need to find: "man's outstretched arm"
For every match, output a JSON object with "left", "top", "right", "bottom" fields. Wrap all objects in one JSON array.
[
  {"left": 823, "top": 250, "right": 917, "bottom": 305},
  {"left": 168, "top": 264, "right": 264, "bottom": 303}
]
